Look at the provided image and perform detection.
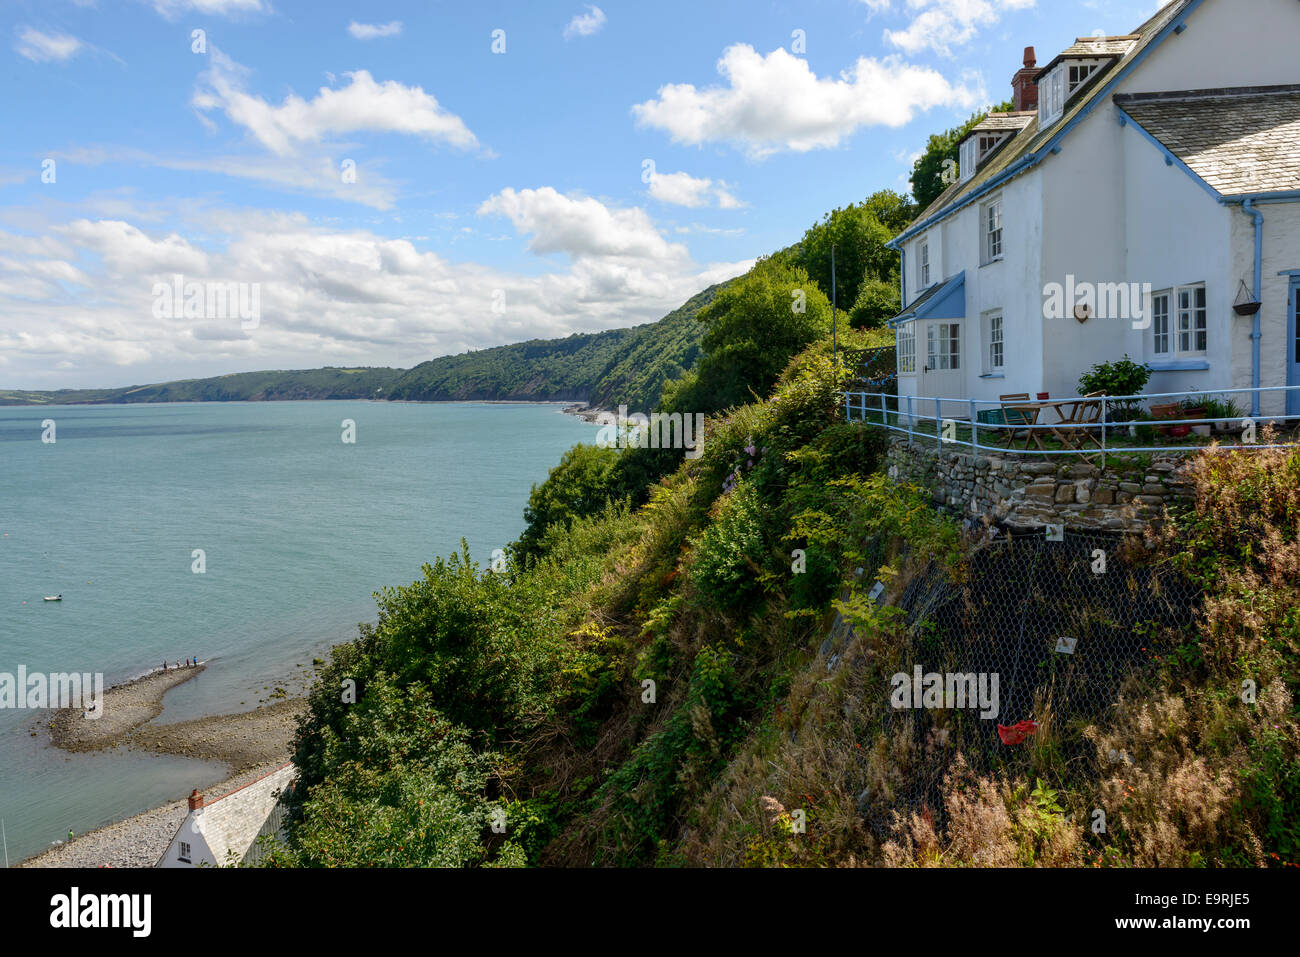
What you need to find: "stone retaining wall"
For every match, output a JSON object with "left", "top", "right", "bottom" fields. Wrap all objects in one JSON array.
[{"left": 885, "top": 436, "right": 1194, "bottom": 532}]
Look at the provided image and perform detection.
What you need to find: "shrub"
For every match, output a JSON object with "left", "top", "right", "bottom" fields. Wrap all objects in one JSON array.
[
  {"left": 1078, "top": 355, "right": 1151, "bottom": 421},
  {"left": 689, "top": 480, "right": 770, "bottom": 609}
]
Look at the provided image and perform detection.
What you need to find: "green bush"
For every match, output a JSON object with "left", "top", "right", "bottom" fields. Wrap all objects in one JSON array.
[
  {"left": 1078, "top": 355, "right": 1151, "bottom": 421},
  {"left": 517, "top": 443, "right": 626, "bottom": 563},
  {"left": 689, "top": 480, "right": 770, "bottom": 609}
]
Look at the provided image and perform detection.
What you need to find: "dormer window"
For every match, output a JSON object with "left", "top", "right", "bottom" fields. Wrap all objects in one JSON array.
[
  {"left": 1039, "top": 65, "right": 1065, "bottom": 126},
  {"left": 958, "top": 132, "right": 1009, "bottom": 184},
  {"left": 959, "top": 137, "right": 977, "bottom": 184},
  {"left": 918, "top": 242, "right": 931, "bottom": 288},
  {"left": 1068, "top": 63, "right": 1095, "bottom": 94}
]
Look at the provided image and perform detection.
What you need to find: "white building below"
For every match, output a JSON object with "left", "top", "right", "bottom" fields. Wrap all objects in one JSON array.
[{"left": 157, "top": 762, "right": 296, "bottom": 868}]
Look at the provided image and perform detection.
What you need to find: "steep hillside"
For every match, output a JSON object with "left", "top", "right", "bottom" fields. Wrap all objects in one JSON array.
[
  {"left": 268, "top": 337, "right": 1300, "bottom": 869},
  {"left": 385, "top": 283, "right": 722, "bottom": 411}
]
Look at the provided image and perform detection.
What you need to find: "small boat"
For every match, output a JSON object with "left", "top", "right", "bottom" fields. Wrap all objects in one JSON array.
[{"left": 43, "top": 594, "right": 62, "bottom": 601}]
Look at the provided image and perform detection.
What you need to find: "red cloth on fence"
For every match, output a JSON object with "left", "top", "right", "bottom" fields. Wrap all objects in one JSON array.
[{"left": 997, "top": 719, "right": 1038, "bottom": 745}]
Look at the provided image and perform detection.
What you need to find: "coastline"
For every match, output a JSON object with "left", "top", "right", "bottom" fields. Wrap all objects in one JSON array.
[
  {"left": 48, "top": 662, "right": 208, "bottom": 752},
  {"left": 19, "top": 761, "right": 290, "bottom": 868},
  {"left": 561, "top": 401, "right": 606, "bottom": 423},
  {"left": 26, "top": 663, "right": 307, "bottom": 867}
]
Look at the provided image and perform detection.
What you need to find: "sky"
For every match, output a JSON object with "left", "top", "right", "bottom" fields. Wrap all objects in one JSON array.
[{"left": 0, "top": 0, "right": 1168, "bottom": 389}]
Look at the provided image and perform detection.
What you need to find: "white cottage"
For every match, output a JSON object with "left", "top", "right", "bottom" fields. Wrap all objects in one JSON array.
[
  {"left": 889, "top": 0, "right": 1300, "bottom": 420},
  {"left": 158, "top": 763, "right": 296, "bottom": 868}
]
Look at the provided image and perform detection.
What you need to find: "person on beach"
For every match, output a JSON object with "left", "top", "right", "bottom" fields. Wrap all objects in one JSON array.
[
  {"left": 162, "top": 661, "right": 167, "bottom": 671},
  {"left": 68, "top": 829, "right": 73, "bottom": 841}
]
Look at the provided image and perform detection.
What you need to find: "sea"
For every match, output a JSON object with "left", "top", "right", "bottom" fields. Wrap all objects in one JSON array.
[{"left": 0, "top": 400, "right": 598, "bottom": 864}]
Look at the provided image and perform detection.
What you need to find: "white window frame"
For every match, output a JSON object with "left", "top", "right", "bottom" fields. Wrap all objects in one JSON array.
[
  {"left": 1176, "top": 283, "right": 1208, "bottom": 356},
  {"left": 1039, "top": 65, "right": 1065, "bottom": 126},
  {"left": 1151, "top": 290, "right": 1172, "bottom": 357},
  {"left": 959, "top": 137, "right": 977, "bottom": 184},
  {"left": 918, "top": 242, "right": 931, "bottom": 288},
  {"left": 897, "top": 323, "right": 917, "bottom": 375},
  {"left": 1068, "top": 64, "right": 1092, "bottom": 95},
  {"left": 926, "top": 322, "right": 961, "bottom": 372},
  {"left": 982, "top": 310, "right": 1004, "bottom": 374},
  {"left": 179, "top": 841, "right": 192, "bottom": 863},
  {"left": 981, "top": 199, "right": 1003, "bottom": 265}
]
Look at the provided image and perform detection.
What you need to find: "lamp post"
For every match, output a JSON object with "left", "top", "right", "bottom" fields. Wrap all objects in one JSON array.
[{"left": 831, "top": 245, "right": 838, "bottom": 369}]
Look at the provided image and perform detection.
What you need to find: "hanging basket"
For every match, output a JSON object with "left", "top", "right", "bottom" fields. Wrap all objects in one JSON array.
[{"left": 1234, "top": 278, "right": 1261, "bottom": 316}]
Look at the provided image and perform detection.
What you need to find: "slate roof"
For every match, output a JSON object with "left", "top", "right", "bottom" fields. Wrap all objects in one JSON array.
[
  {"left": 1041, "top": 35, "right": 1141, "bottom": 71},
  {"left": 968, "top": 112, "right": 1036, "bottom": 135},
  {"left": 188, "top": 763, "right": 295, "bottom": 866},
  {"left": 1114, "top": 86, "right": 1300, "bottom": 196},
  {"left": 890, "top": 272, "right": 965, "bottom": 325},
  {"left": 898, "top": 0, "right": 1196, "bottom": 243}
]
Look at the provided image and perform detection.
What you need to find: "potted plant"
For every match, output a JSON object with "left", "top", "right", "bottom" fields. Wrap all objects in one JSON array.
[
  {"left": 1149, "top": 401, "right": 1189, "bottom": 438},
  {"left": 1181, "top": 399, "right": 1210, "bottom": 438},
  {"left": 1188, "top": 394, "right": 1246, "bottom": 434}
]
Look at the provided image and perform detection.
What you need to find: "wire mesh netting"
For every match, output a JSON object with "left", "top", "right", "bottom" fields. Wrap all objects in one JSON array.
[{"left": 859, "top": 527, "right": 1200, "bottom": 839}]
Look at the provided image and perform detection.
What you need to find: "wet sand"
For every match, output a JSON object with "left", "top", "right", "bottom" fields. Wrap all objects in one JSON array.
[
  {"left": 124, "top": 697, "right": 304, "bottom": 769},
  {"left": 48, "top": 663, "right": 207, "bottom": 751}
]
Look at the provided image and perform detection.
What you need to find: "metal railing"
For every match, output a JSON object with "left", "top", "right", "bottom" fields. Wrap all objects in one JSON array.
[{"left": 844, "top": 385, "right": 1300, "bottom": 465}]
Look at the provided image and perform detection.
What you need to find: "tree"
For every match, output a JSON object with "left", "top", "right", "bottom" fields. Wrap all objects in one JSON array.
[
  {"left": 517, "top": 443, "right": 624, "bottom": 562},
  {"left": 909, "top": 101, "right": 1014, "bottom": 210},
  {"left": 848, "top": 276, "right": 902, "bottom": 329},
  {"left": 793, "top": 193, "right": 904, "bottom": 311},
  {"left": 665, "top": 259, "right": 833, "bottom": 414}
]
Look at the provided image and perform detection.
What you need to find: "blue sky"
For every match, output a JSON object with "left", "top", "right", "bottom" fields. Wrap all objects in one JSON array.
[{"left": 1, "top": 0, "right": 1165, "bottom": 388}]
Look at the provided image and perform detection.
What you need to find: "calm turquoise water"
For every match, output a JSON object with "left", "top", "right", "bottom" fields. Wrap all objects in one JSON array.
[{"left": 0, "top": 401, "right": 597, "bottom": 864}]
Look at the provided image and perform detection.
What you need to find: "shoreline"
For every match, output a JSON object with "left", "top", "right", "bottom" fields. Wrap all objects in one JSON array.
[
  {"left": 47, "top": 662, "right": 207, "bottom": 752},
  {"left": 19, "top": 761, "right": 290, "bottom": 868},
  {"left": 28, "top": 660, "right": 308, "bottom": 867}
]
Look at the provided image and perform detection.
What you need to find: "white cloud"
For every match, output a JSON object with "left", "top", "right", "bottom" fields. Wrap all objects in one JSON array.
[
  {"left": 564, "top": 6, "right": 607, "bottom": 39},
  {"left": 59, "top": 219, "right": 209, "bottom": 275},
  {"left": 147, "top": 0, "right": 270, "bottom": 19},
  {"left": 478, "top": 187, "right": 685, "bottom": 262},
  {"left": 646, "top": 170, "right": 744, "bottom": 209},
  {"left": 15, "top": 28, "right": 83, "bottom": 63},
  {"left": 875, "top": 0, "right": 1037, "bottom": 57},
  {"left": 633, "top": 44, "right": 980, "bottom": 157},
  {"left": 56, "top": 145, "right": 402, "bottom": 210},
  {"left": 0, "top": 204, "right": 751, "bottom": 388},
  {"left": 192, "top": 49, "right": 480, "bottom": 156},
  {"left": 348, "top": 20, "right": 402, "bottom": 40}
]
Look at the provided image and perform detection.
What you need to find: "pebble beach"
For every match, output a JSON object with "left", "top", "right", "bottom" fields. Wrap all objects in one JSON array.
[{"left": 20, "top": 664, "right": 306, "bottom": 868}]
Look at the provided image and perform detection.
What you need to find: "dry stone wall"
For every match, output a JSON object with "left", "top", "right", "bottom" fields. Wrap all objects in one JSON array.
[{"left": 884, "top": 436, "right": 1194, "bottom": 532}]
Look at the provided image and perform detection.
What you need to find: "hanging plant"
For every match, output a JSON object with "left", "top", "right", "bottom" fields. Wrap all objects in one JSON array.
[{"left": 1234, "top": 278, "right": 1261, "bottom": 316}]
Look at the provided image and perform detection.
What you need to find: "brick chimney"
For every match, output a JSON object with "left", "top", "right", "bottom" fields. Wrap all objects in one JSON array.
[
  {"left": 187, "top": 789, "right": 204, "bottom": 811},
  {"left": 1012, "top": 46, "right": 1039, "bottom": 113}
]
